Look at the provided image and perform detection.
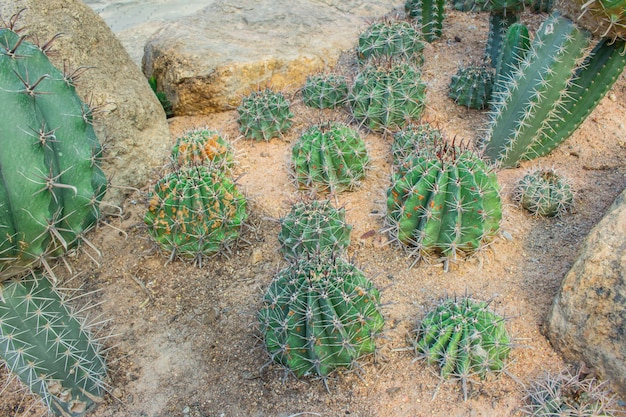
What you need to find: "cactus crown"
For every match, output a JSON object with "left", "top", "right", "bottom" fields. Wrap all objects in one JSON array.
[
  {"left": 514, "top": 167, "right": 574, "bottom": 217},
  {"left": 301, "top": 73, "right": 349, "bottom": 109},
  {"left": 391, "top": 122, "right": 444, "bottom": 167},
  {"left": 237, "top": 88, "right": 294, "bottom": 141},
  {"left": 171, "top": 128, "right": 234, "bottom": 169},
  {"left": 356, "top": 19, "right": 425, "bottom": 63},
  {"left": 448, "top": 62, "right": 495, "bottom": 109}
]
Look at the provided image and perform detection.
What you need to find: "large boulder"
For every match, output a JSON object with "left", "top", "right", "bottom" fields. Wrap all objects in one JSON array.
[
  {"left": 546, "top": 188, "right": 626, "bottom": 397},
  {"left": 143, "top": 0, "right": 403, "bottom": 116},
  {"left": 0, "top": 0, "right": 171, "bottom": 211}
]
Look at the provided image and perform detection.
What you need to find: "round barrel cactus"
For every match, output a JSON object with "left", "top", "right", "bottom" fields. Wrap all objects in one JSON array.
[
  {"left": 144, "top": 165, "right": 247, "bottom": 265},
  {"left": 171, "top": 128, "right": 234, "bottom": 169},
  {"left": 559, "top": 0, "right": 626, "bottom": 41},
  {"left": 237, "top": 88, "right": 294, "bottom": 141},
  {"left": 0, "top": 26, "right": 107, "bottom": 280},
  {"left": 356, "top": 19, "right": 425, "bottom": 63},
  {"left": 386, "top": 145, "right": 502, "bottom": 261},
  {"left": 278, "top": 200, "right": 352, "bottom": 260},
  {"left": 391, "top": 123, "right": 443, "bottom": 167},
  {"left": 449, "top": 63, "right": 495, "bottom": 109},
  {"left": 301, "top": 73, "right": 349, "bottom": 109},
  {"left": 291, "top": 122, "right": 369, "bottom": 193},
  {"left": 258, "top": 255, "right": 385, "bottom": 378},
  {"left": 514, "top": 168, "right": 574, "bottom": 217}
]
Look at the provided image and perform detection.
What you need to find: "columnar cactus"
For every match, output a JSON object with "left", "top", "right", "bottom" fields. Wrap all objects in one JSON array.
[
  {"left": 386, "top": 144, "right": 502, "bottom": 261},
  {"left": 349, "top": 62, "right": 427, "bottom": 132},
  {"left": 278, "top": 200, "right": 352, "bottom": 260},
  {"left": 484, "top": 12, "right": 520, "bottom": 66},
  {"left": 493, "top": 23, "right": 530, "bottom": 95},
  {"left": 291, "top": 122, "right": 370, "bottom": 193},
  {"left": 356, "top": 19, "right": 425, "bottom": 63},
  {"left": 405, "top": 0, "right": 446, "bottom": 42},
  {"left": 391, "top": 122, "right": 443, "bottom": 166},
  {"left": 448, "top": 63, "right": 495, "bottom": 109},
  {"left": 0, "top": 273, "right": 107, "bottom": 416},
  {"left": 171, "top": 128, "right": 234, "bottom": 169},
  {"left": 514, "top": 168, "right": 574, "bottom": 217},
  {"left": 237, "top": 88, "right": 294, "bottom": 141},
  {"left": 144, "top": 165, "right": 247, "bottom": 265},
  {"left": 0, "top": 25, "right": 107, "bottom": 280},
  {"left": 301, "top": 73, "right": 349, "bottom": 109},
  {"left": 258, "top": 255, "right": 385, "bottom": 378},
  {"left": 411, "top": 296, "right": 511, "bottom": 399}
]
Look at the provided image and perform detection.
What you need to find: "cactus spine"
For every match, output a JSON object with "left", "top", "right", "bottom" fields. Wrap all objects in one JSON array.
[
  {"left": 356, "top": 19, "right": 425, "bottom": 63},
  {"left": 514, "top": 168, "right": 574, "bottom": 217},
  {"left": 405, "top": 0, "right": 446, "bottom": 42},
  {"left": 301, "top": 73, "right": 349, "bottom": 109},
  {"left": 448, "top": 63, "right": 495, "bottom": 109},
  {"left": 493, "top": 23, "right": 531, "bottom": 95},
  {"left": 171, "top": 128, "right": 234, "bottom": 169},
  {"left": 237, "top": 88, "right": 294, "bottom": 141},
  {"left": 391, "top": 123, "right": 443, "bottom": 167}
]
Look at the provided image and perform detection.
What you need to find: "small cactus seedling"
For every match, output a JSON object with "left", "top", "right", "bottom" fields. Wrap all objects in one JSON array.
[
  {"left": 448, "top": 63, "right": 495, "bottom": 110},
  {"left": 0, "top": 273, "right": 108, "bottom": 416},
  {"left": 411, "top": 296, "right": 511, "bottom": 400},
  {"left": 301, "top": 73, "right": 349, "bottom": 109},
  {"left": 514, "top": 168, "right": 574, "bottom": 217},
  {"left": 391, "top": 122, "right": 443, "bottom": 167},
  {"left": 349, "top": 62, "right": 427, "bottom": 132},
  {"left": 171, "top": 128, "right": 234, "bottom": 169},
  {"left": 237, "top": 88, "right": 294, "bottom": 141},
  {"left": 258, "top": 255, "right": 385, "bottom": 379},
  {"left": 291, "top": 122, "right": 370, "bottom": 193},
  {"left": 278, "top": 200, "right": 352, "bottom": 260},
  {"left": 405, "top": 0, "right": 446, "bottom": 42},
  {"left": 356, "top": 19, "right": 425, "bottom": 63},
  {"left": 144, "top": 165, "right": 247, "bottom": 265}
]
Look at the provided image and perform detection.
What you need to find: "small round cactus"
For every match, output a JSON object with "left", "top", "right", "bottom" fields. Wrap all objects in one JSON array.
[
  {"left": 258, "top": 255, "right": 385, "bottom": 378},
  {"left": 144, "top": 165, "right": 247, "bottom": 265},
  {"left": 291, "top": 122, "right": 369, "bottom": 193},
  {"left": 449, "top": 63, "right": 495, "bottom": 109},
  {"left": 237, "top": 88, "right": 294, "bottom": 141},
  {"left": 392, "top": 123, "right": 444, "bottom": 167},
  {"left": 514, "top": 168, "right": 574, "bottom": 217},
  {"left": 278, "top": 200, "right": 352, "bottom": 260},
  {"left": 301, "top": 73, "right": 349, "bottom": 109},
  {"left": 171, "top": 128, "right": 234, "bottom": 169},
  {"left": 411, "top": 296, "right": 511, "bottom": 399},
  {"left": 356, "top": 19, "right": 425, "bottom": 63}
]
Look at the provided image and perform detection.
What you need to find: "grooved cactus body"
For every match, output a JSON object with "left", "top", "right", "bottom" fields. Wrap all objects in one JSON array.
[
  {"left": 448, "top": 63, "right": 495, "bottom": 109},
  {"left": 291, "top": 122, "right": 369, "bottom": 193},
  {"left": 171, "top": 128, "right": 234, "bottom": 169},
  {"left": 144, "top": 165, "right": 247, "bottom": 264},
  {"left": 405, "top": 0, "right": 446, "bottom": 42},
  {"left": 515, "top": 168, "right": 574, "bottom": 217},
  {"left": 258, "top": 255, "right": 384, "bottom": 378},
  {"left": 237, "top": 88, "right": 294, "bottom": 141},
  {"left": 493, "top": 23, "right": 530, "bottom": 95},
  {"left": 559, "top": 0, "right": 626, "bottom": 40},
  {"left": 356, "top": 20, "right": 425, "bottom": 62},
  {"left": 301, "top": 73, "right": 349, "bottom": 109},
  {"left": 0, "top": 26, "right": 107, "bottom": 280},
  {"left": 0, "top": 273, "right": 107, "bottom": 416},
  {"left": 391, "top": 123, "right": 443, "bottom": 166}
]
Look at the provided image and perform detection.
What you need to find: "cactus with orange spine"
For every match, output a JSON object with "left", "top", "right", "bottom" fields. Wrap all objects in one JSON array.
[{"left": 171, "top": 128, "right": 234, "bottom": 169}]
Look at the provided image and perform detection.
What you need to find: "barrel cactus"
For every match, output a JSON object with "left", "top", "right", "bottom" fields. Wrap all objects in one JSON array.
[
  {"left": 405, "top": 0, "right": 446, "bottom": 42},
  {"left": 0, "top": 24, "right": 107, "bottom": 280},
  {"left": 237, "top": 88, "right": 294, "bottom": 141},
  {"left": 448, "top": 63, "right": 495, "bottom": 109},
  {"left": 356, "top": 19, "right": 425, "bottom": 63},
  {"left": 171, "top": 128, "right": 234, "bottom": 169},
  {"left": 258, "top": 255, "right": 385, "bottom": 378},
  {"left": 301, "top": 73, "right": 349, "bottom": 109},
  {"left": 144, "top": 165, "right": 247, "bottom": 265},
  {"left": 391, "top": 122, "right": 443, "bottom": 167},
  {"left": 558, "top": 0, "right": 626, "bottom": 41},
  {"left": 291, "top": 122, "right": 369, "bottom": 193},
  {"left": 514, "top": 168, "right": 574, "bottom": 217},
  {"left": 411, "top": 296, "right": 511, "bottom": 399}
]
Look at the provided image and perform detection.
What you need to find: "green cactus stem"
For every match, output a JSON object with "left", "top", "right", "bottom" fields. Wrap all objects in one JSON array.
[
  {"left": 258, "top": 255, "right": 384, "bottom": 378},
  {"left": 0, "top": 273, "right": 107, "bottom": 416},
  {"left": 171, "top": 128, "right": 234, "bottom": 169},
  {"left": 405, "top": 0, "right": 446, "bottom": 42},
  {"left": 485, "top": 12, "right": 520, "bottom": 66},
  {"left": 514, "top": 167, "right": 574, "bottom": 217},
  {"left": 237, "top": 88, "right": 294, "bottom": 141},
  {"left": 301, "top": 73, "right": 349, "bottom": 109},
  {"left": 448, "top": 63, "right": 495, "bottom": 109},
  {"left": 356, "top": 19, "right": 425, "bottom": 63},
  {"left": 493, "top": 23, "right": 531, "bottom": 95},
  {"left": 391, "top": 122, "right": 444, "bottom": 167}
]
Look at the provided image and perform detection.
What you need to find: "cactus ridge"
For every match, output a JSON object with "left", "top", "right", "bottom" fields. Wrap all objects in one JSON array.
[
  {"left": 356, "top": 19, "right": 425, "bottom": 63},
  {"left": 301, "top": 73, "right": 349, "bottom": 109},
  {"left": 0, "top": 273, "right": 107, "bottom": 416},
  {"left": 485, "top": 12, "right": 520, "bottom": 67},
  {"left": 448, "top": 63, "right": 495, "bottom": 109},
  {"left": 391, "top": 122, "right": 444, "bottom": 167},
  {"left": 514, "top": 167, "right": 574, "bottom": 217},
  {"left": 258, "top": 255, "right": 384, "bottom": 378},
  {"left": 493, "top": 23, "right": 531, "bottom": 96},
  {"left": 171, "top": 128, "right": 234, "bottom": 169},
  {"left": 405, "top": 0, "right": 446, "bottom": 42},
  {"left": 237, "top": 88, "right": 294, "bottom": 141}
]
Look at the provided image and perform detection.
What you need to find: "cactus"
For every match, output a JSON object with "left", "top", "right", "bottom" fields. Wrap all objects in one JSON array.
[
  {"left": 171, "top": 128, "right": 234, "bottom": 169},
  {"left": 0, "top": 273, "right": 107, "bottom": 416},
  {"left": 410, "top": 296, "right": 511, "bottom": 399},
  {"left": 493, "top": 23, "right": 530, "bottom": 95},
  {"left": 148, "top": 76, "right": 173, "bottom": 117},
  {"left": 485, "top": 12, "right": 520, "bottom": 66},
  {"left": 514, "top": 168, "right": 574, "bottom": 217},
  {"left": 558, "top": 0, "right": 626, "bottom": 41},
  {"left": 452, "top": 0, "right": 488, "bottom": 12},
  {"left": 237, "top": 88, "right": 294, "bottom": 141},
  {"left": 0, "top": 25, "right": 107, "bottom": 280},
  {"left": 301, "top": 73, "right": 349, "bottom": 109},
  {"left": 144, "top": 165, "right": 247, "bottom": 265},
  {"left": 448, "top": 63, "right": 495, "bottom": 109},
  {"left": 278, "top": 200, "right": 352, "bottom": 260},
  {"left": 530, "top": 0, "right": 554, "bottom": 13},
  {"left": 291, "top": 122, "right": 370, "bottom": 193},
  {"left": 391, "top": 122, "right": 443, "bottom": 167},
  {"left": 356, "top": 19, "right": 425, "bottom": 63},
  {"left": 258, "top": 255, "right": 385, "bottom": 378},
  {"left": 349, "top": 62, "right": 427, "bottom": 132},
  {"left": 405, "top": 0, "right": 446, "bottom": 42},
  {"left": 386, "top": 144, "right": 502, "bottom": 261}
]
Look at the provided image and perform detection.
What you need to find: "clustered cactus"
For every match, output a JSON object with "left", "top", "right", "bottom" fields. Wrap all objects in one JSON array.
[
  {"left": 514, "top": 168, "right": 574, "bottom": 217},
  {"left": 448, "top": 63, "right": 495, "bottom": 109},
  {"left": 237, "top": 88, "right": 294, "bottom": 141},
  {"left": 356, "top": 19, "right": 425, "bottom": 63},
  {"left": 391, "top": 122, "right": 443, "bottom": 166},
  {"left": 301, "top": 73, "right": 349, "bottom": 109},
  {"left": 171, "top": 128, "right": 234, "bottom": 169}
]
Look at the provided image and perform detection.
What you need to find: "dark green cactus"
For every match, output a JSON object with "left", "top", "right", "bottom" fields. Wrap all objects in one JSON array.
[
  {"left": 237, "top": 88, "right": 294, "bottom": 141},
  {"left": 349, "top": 62, "right": 427, "bottom": 132},
  {"left": 386, "top": 144, "right": 502, "bottom": 261},
  {"left": 144, "top": 165, "right": 247, "bottom": 265},
  {"left": 0, "top": 273, "right": 107, "bottom": 416},
  {"left": 452, "top": 0, "right": 488, "bottom": 12},
  {"left": 356, "top": 19, "right": 425, "bottom": 63},
  {"left": 514, "top": 168, "right": 574, "bottom": 217},
  {"left": 448, "top": 63, "right": 495, "bottom": 109},
  {"left": 485, "top": 12, "right": 520, "bottom": 67},
  {"left": 405, "top": 0, "right": 446, "bottom": 42},
  {"left": 391, "top": 122, "right": 443, "bottom": 167},
  {"left": 291, "top": 122, "right": 369, "bottom": 193},
  {"left": 530, "top": 0, "right": 554, "bottom": 13},
  {"left": 301, "top": 73, "right": 349, "bottom": 109},
  {"left": 171, "top": 128, "right": 234, "bottom": 169},
  {"left": 258, "top": 255, "right": 384, "bottom": 378},
  {"left": 0, "top": 26, "right": 107, "bottom": 280},
  {"left": 493, "top": 23, "right": 530, "bottom": 95},
  {"left": 411, "top": 296, "right": 511, "bottom": 399},
  {"left": 278, "top": 200, "right": 352, "bottom": 260}
]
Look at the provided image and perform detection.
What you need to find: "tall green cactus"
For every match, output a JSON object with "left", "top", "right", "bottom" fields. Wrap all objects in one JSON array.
[
  {"left": 493, "top": 23, "right": 530, "bottom": 95},
  {"left": 0, "top": 25, "right": 107, "bottom": 280},
  {"left": 405, "top": 0, "right": 446, "bottom": 42}
]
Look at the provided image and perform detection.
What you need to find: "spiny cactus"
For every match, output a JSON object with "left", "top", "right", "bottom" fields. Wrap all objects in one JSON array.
[
  {"left": 0, "top": 24, "right": 107, "bottom": 281},
  {"left": 237, "top": 88, "right": 294, "bottom": 141},
  {"left": 391, "top": 122, "right": 443, "bottom": 167},
  {"left": 484, "top": 12, "right": 521, "bottom": 66},
  {"left": 493, "top": 23, "right": 530, "bottom": 95},
  {"left": 349, "top": 62, "right": 427, "bottom": 132},
  {"left": 452, "top": 0, "right": 488, "bottom": 12},
  {"left": 258, "top": 255, "right": 384, "bottom": 378},
  {"left": 405, "top": 0, "right": 446, "bottom": 42},
  {"left": 144, "top": 165, "right": 247, "bottom": 265},
  {"left": 559, "top": 0, "right": 626, "bottom": 41},
  {"left": 301, "top": 73, "right": 349, "bottom": 109},
  {"left": 356, "top": 19, "right": 425, "bottom": 63},
  {"left": 291, "top": 122, "right": 369, "bottom": 193},
  {"left": 448, "top": 63, "right": 495, "bottom": 109},
  {"left": 0, "top": 273, "right": 107, "bottom": 416},
  {"left": 514, "top": 168, "right": 574, "bottom": 217},
  {"left": 278, "top": 200, "right": 352, "bottom": 260},
  {"left": 411, "top": 296, "right": 511, "bottom": 400},
  {"left": 530, "top": 0, "right": 554, "bottom": 13},
  {"left": 386, "top": 144, "right": 502, "bottom": 262},
  {"left": 171, "top": 128, "right": 234, "bottom": 169}
]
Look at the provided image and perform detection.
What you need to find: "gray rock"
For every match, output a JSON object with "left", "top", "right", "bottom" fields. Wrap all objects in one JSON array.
[
  {"left": 0, "top": 0, "right": 171, "bottom": 211},
  {"left": 143, "top": 0, "right": 403, "bottom": 115},
  {"left": 546, "top": 188, "right": 626, "bottom": 397}
]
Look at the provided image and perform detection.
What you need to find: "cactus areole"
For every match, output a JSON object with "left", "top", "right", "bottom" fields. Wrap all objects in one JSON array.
[{"left": 0, "top": 28, "right": 107, "bottom": 280}]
